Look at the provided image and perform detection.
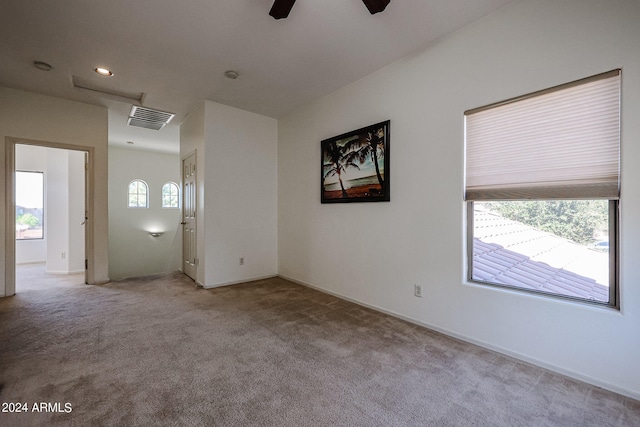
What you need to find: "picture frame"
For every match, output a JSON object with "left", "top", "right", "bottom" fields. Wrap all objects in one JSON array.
[{"left": 321, "top": 120, "right": 390, "bottom": 203}]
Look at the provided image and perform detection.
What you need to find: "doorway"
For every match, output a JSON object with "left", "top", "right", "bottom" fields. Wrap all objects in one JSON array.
[
  {"left": 5, "top": 138, "right": 95, "bottom": 296},
  {"left": 182, "top": 151, "right": 197, "bottom": 280}
]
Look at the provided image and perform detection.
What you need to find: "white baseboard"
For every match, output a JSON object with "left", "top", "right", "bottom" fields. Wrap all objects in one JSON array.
[
  {"left": 203, "top": 274, "right": 278, "bottom": 289},
  {"left": 278, "top": 274, "right": 640, "bottom": 402},
  {"left": 46, "top": 270, "right": 84, "bottom": 275}
]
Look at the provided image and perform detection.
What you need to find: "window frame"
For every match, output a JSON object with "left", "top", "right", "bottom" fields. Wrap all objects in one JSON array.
[
  {"left": 466, "top": 200, "right": 619, "bottom": 308},
  {"left": 128, "top": 179, "right": 149, "bottom": 209},
  {"left": 464, "top": 70, "right": 620, "bottom": 308},
  {"left": 161, "top": 182, "right": 180, "bottom": 209}
]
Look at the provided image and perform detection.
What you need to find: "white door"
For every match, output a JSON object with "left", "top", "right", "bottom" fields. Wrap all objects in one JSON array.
[{"left": 182, "top": 153, "right": 197, "bottom": 280}]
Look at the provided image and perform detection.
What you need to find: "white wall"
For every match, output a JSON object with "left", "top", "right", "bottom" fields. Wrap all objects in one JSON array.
[
  {"left": 278, "top": 0, "right": 640, "bottom": 399},
  {"left": 46, "top": 149, "right": 69, "bottom": 273},
  {"left": 0, "top": 87, "right": 109, "bottom": 295},
  {"left": 180, "top": 101, "right": 278, "bottom": 288},
  {"left": 203, "top": 102, "right": 278, "bottom": 287},
  {"left": 108, "top": 146, "right": 181, "bottom": 279},
  {"left": 45, "top": 148, "right": 85, "bottom": 274}
]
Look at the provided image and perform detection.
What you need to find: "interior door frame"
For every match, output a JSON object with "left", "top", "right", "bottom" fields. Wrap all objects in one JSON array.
[
  {"left": 181, "top": 150, "right": 197, "bottom": 281},
  {"left": 5, "top": 137, "right": 95, "bottom": 296}
]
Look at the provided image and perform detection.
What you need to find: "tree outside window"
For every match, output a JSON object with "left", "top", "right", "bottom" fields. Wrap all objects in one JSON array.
[
  {"left": 162, "top": 182, "right": 179, "bottom": 208},
  {"left": 128, "top": 180, "right": 148, "bottom": 208},
  {"left": 16, "top": 171, "right": 44, "bottom": 240}
]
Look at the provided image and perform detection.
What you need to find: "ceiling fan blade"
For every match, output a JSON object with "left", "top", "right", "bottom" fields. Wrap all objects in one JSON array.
[
  {"left": 362, "top": 0, "right": 390, "bottom": 15},
  {"left": 269, "top": 0, "right": 297, "bottom": 19}
]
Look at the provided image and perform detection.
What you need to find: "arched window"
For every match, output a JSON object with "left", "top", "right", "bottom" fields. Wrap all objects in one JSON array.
[
  {"left": 162, "top": 182, "right": 179, "bottom": 208},
  {"left": 128, "top": 180, "right": 148, "bottom": 208}
]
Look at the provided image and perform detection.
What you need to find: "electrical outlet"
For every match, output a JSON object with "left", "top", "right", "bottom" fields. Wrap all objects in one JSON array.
[
  {"left": 239, "top": 257, "right": 244, "bottom": 266},
  {"left": 414, "top": 284, "right": 422, "bottom": 298},
  {"left": 61, "top": 252, "right": 66, "bottom": 260}
]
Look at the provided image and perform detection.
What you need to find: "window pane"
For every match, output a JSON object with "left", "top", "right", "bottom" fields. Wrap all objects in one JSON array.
[
  {"left": 16, "top": 171, "right": 44, "bottom": 240},
  {"left": 128, "top": 180, "right": 148, "bottom": 208},
  {"left": 471, "top": 200, "right": 611, "bottom": 303},
  {"left": 162, "top": 183, "right": 179, "bottom": 208}
]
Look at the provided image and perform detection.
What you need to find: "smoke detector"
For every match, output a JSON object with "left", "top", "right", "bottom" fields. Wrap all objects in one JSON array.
[
  {"left": 224, "top": 70, "right": 239, "bottom": 79},
  {"left": 34, "top": 61, "right": 53, "bottom": 71},
  {"left": 127, "top": 105, "right": 175, "bottom": 131}
]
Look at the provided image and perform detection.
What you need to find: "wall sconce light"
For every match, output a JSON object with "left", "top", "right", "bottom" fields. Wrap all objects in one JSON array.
[{"left": 149, "top": 231, "right": 164, "bottom": 237}]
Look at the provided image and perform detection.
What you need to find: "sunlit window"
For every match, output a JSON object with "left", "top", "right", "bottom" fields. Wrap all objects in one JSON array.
[
  {"left": 128, "top": 180, "right": 148, "bottom": 208},
  {"left": 471, "top": 200, "right": 613, "bottom": 303},
  {"left": 465, "top": 70, "right": 620, "bottom": 306},
  {"left": 16, "top": 171, "right": 44, "bottom": 240},
  {"left": 162, "top": 182, "right": 179, "bottom": 208}
]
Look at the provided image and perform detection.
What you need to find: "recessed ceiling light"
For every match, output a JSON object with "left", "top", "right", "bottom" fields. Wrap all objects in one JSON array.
[
  {"left": 224, "top": 70, "right": 239, "bottom": 80},
  {"left": 34, "top": 61, "right": 53, "bottom": 71},
  {"left": 94, "top": 67, "right": 114, "bottom": 76}
]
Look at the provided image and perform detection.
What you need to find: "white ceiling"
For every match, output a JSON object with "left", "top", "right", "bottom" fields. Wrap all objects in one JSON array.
[{"left": 0, "top": 0, "right": 513, "bottom": 153}]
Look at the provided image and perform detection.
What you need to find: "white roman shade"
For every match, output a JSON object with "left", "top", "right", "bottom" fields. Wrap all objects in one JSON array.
[{"left": 465, "top": 70, "right": 620, "bottom": 201}]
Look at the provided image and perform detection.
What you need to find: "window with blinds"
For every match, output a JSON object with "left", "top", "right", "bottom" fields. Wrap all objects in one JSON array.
[{"left": 465, "top": 70, "right": 620, "bottom": 307}]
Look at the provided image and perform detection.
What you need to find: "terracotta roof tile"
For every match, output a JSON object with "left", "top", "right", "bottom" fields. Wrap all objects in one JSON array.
[{"left": 473, "top": 209, "right": 609, "bottom": 302}]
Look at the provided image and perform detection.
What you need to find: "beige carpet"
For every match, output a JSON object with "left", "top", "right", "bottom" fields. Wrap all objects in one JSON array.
[{"left": 1, "top": 271, "right": 639, "bottom": 426}]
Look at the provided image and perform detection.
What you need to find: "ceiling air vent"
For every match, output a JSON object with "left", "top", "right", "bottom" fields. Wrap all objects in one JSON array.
[{"left": 127, "top": 105, "right": 175, "bottom": 131}]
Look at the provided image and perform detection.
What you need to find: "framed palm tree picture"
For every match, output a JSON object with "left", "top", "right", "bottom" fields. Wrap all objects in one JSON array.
[{"left": 321, "top": 120, "right": 390, "bottom": 203}]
